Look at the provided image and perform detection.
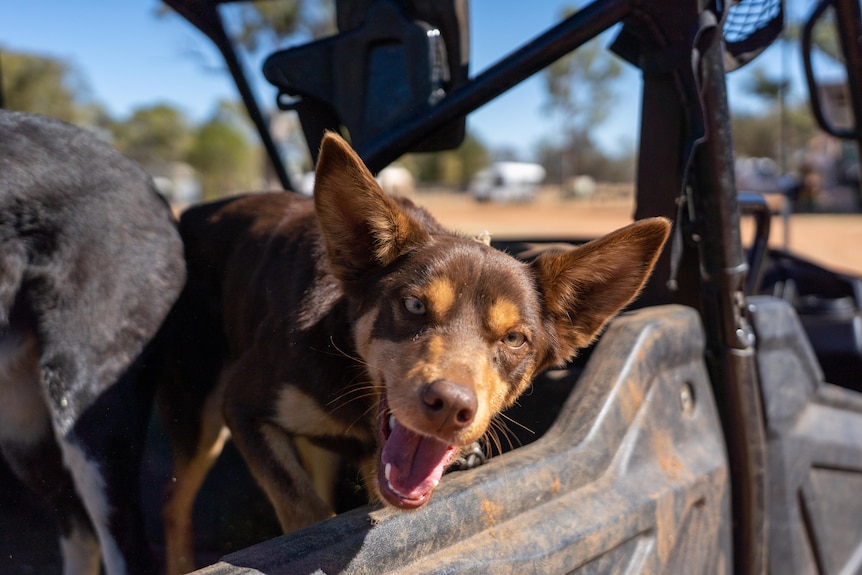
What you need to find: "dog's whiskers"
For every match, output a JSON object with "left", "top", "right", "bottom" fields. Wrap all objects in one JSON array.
[
  {"left": 327, "top": 379, "right": 378, "bottom": 402},
  {"left": 327, "top": 385, "right": 381, "bottom": 413},
  {"left": 498, "top": 411, "right": 534, "bottom": 436},
  {"left": 315, "top": 337, "right": 368, "bottom": 366},
  {"left": 344, "top": 400, "right": 383, "bottom": 436},
  {"left": 485, "top": 417, "right": 523, "bottom": 457},
  {"left": 490, "top": 427, "right": 509, "bottom": 459},
  {"left": 326, "top": 369, "right": 380, "bottom": 406}
]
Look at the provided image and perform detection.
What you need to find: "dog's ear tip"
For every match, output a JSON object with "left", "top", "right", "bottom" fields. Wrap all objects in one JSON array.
[
  {"left": 320, "top": 130, "right": 345, "bottom": 146},
  {"left": 629, "top": 217, "right": 672, "bottom": 248},
  {"left": 654, "top": 216, "right": 672, "bottom": 230},
  {"left": 317, "top": 132, "right": 353, "bottom": 163},
  {"left": 637, "top": 216, "right": 672, "bottom": 233}
]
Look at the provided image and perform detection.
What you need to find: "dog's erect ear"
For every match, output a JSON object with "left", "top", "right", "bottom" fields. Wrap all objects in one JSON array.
[
  {"left": 531, "top": 217, "right": 671, "bottom": 367},
  {"left": 313, "top": 132, "right": 431, "bottom": 285}
]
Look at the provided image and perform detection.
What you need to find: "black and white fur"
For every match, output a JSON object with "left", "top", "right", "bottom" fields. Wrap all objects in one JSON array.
[{"left": 0, "top": 111, "right": 185, "bottom": 574}]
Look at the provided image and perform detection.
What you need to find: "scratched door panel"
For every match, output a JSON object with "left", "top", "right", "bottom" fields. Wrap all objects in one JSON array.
[{"left": 195, "top": 305, "right": 731, "bottom": 575}]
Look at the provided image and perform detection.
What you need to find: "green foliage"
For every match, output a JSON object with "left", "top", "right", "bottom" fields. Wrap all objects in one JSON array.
[
  {"left": 186, "top": 101, "right": 261, "bottom": 200},
  {"left": 535, "top": 134, "right": 635, "bottom": 184},
  {"left": 109, "top": 104, "right": 191, "bottom": 170},
  {"left": 1, "top": 50, "right": 87, "bottom": 122},
  {"left": 746, "top": 67, "right": 790, "bottom": 102},
  {"left": 540, "top": 5, "right": 622, "bottom": 182},
  {"left": 731, "top": 102, "right": 817, "bottom": 168},
  {"left": 158, "top": 0, "right": 335, "bottom": 51},
  {"left": 406, "top": 132, "right": 489, "bottom": 186},
  {"left": 3, "top": 48, "right": 263, "bottom": 202},
  {"left": 230, "top": 0, "right": 335, "bottom": 52},
  {"left": 785, "top": 8, "right": 842, "bottom": 64},
  {"left": 731, "top": 113, "right": 781, "bottom": 159},
  {"left": 542, "top": 36, "right": 621, "bottom": 132}
]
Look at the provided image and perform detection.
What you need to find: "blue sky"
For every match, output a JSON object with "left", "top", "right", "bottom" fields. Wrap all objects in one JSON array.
[{"left": 0, "top": 0, "right": 834, "bottom": 160}]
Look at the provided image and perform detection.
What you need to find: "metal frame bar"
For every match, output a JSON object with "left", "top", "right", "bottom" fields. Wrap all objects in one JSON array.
[{"left": 687, "top": 32, "right": 768, "bottom": 574}]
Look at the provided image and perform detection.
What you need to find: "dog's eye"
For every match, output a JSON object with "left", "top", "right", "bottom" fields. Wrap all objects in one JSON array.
[
  {"left": 502, "top": 332, "right": 526, "bottom": 348},
  {"left": 403, "top": 297, "right": 427, "bottom": 315}
]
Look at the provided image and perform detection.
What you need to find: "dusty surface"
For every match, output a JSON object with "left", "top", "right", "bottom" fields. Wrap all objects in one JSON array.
[{"left": 414, "top": 186, "right": 862, "bottom": 276}]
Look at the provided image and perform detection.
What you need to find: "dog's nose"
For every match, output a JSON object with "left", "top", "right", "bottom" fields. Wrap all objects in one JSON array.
[{"left": 421, "top": 379, "right": 477, "bottom": 433}]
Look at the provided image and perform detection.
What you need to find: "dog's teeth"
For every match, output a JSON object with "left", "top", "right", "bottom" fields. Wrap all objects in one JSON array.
[
  {"left": 384, "top": 463, "right": 392, "bottom": 482},
  {"left": 389, "top": 415, "right": 396, "bottom": 431},
  {"left": 431, "top": 479, "right": 439, "bottom": 488}
]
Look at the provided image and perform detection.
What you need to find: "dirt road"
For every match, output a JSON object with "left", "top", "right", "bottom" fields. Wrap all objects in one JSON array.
[{"left": 414, "top": 187, "right": 862, "bottom": 277}]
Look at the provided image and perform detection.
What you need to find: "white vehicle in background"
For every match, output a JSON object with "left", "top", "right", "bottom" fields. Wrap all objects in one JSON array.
[{"left": 470, "top": 161, "right": 545, "bottom": 203}]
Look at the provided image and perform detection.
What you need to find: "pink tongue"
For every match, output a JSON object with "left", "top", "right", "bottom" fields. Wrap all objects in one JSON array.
[{"left": 381, "top": 420, "right": 453, "bottom": 500}]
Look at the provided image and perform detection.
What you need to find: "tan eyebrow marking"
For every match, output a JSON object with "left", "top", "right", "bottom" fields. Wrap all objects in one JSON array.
[
  {"left": 486, "top": 298, "right": 521, "bottom": 334},
  {"left": 425, "top": 277, "right": 457, "bottom": 317}
]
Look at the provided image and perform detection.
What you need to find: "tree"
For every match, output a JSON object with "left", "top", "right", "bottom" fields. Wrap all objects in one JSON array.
[
  {"left": 543, "top": 38, "right": 620, "bottom": 130},
  {"left": 186, "top": 100, "right": 261, "bottom": 200},
  {"left": 785, "top": 8, "right": 842, "bottom": 64},
  {"left": 732, "top": 102, "right": 817, "bottom": 166},
  {"left": 405, "top": 132, "right": 489, "bottom": 187},
  {"left": 160, "top": 0, "right": 334, "bottom": 54},
  {"left": 457, "top": 133, "right": 491, "bottom": 186},
  {"left": 536, "top": 135, "right": 635, "bottom": 185},
  {"left": 746, "top": 67, "right": 790, "bottom": 102},
  {"left": 109, "top": 104, "right": 191, "bottom": 170},
  {"left": 229, "top": 0, "right": 335, "bottom": 51},
  {"left": 541, "top": 6, "right": 621, "bottom": 182},
  {"left": 0, "top": 50, "right": 88, "bottom": 122}
]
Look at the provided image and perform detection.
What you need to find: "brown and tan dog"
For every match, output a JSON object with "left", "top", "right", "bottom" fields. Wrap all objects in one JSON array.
[{"left": 157, "top": 132, "right": 670, "bottom": 573}]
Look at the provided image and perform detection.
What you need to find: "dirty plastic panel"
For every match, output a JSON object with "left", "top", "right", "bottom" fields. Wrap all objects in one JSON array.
[
  {"left": 193, "top": 305, "right": 731, "bottom": 575},
  {"left": 749, "top": 296, "right": 862, "bottom": 575}
]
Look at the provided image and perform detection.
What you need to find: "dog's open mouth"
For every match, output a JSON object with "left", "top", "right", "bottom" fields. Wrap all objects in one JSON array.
[{"left": 377, "top": 403, "right": 458, "bottom": 509}]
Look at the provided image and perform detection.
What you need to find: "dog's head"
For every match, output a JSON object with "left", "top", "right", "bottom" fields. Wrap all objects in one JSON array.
[{"left": 313, "top": 133, "right": 670, "bottom": 509}]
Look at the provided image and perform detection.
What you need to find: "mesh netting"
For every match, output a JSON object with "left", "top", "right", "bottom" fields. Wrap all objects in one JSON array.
[{"left": 723, "top": 0, "right": 784, "bottom": 71}]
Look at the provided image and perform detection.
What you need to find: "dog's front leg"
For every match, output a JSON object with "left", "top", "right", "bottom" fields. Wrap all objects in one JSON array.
[
  {"left": 292, "top": 436, "right": 343, "bottom": 510},
  {"left": 224, "top": 403, "right": 336, "bottom": 533},
  {"left": 162, "top": 394, "right": 232, "bottom": 575}
]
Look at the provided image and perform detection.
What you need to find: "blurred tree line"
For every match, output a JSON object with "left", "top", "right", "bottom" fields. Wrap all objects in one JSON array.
[
  {"left": 1, "top": 50, "right": 260, "bottom": 201},
  {"left": 2, "top": 0, "right": 844, "bottom": 200},
  {"left": 0, "top": 47, "right": 493, "bottom": 197}
]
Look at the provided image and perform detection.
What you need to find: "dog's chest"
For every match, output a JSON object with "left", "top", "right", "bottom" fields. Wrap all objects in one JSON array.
[{"left": 270, "top": 381, "right": 375, "bottom": 454}]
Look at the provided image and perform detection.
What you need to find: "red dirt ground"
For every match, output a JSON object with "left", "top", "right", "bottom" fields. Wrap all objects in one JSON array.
[{"left": 414, "top": 187, "right": 862, "bottom": 277}]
